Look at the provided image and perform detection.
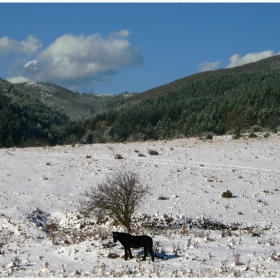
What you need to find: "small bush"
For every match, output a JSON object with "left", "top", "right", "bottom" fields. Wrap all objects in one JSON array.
[
  {"left": 158, "top": 196, "right": 169, "bottom": 200},
  {"left": 11, "top": 256, "right": 21, "bottom": 268},
  {"left": 221, "top": 190, "right": 233, "bottom": 198},
  {"left": 45, "top": 217, "right": 60, "bottom": 232},
  {"left": 138, "top": 153, "right": 146, "bottom": 157},
  {"left": 250, "top": 125, "right": 265, "bottom": 132},
  {"left": 234, "top": 252, "right": 242, "bottom": 266},
  {"left": 107, "top": 253, "right": 120, "bottom": 259},
  {"left": 0, "top": 240, "right": 6, "bottom": 253},
  {"left": 200, "top": 132, "right": 213, "bottom": 140},
  {"left": 114, "top": 154, "right": 124, "bottom": 159},
  {"left": 264, "top": 132, "right": 270, "bottom": 138},
  {"left": 148, "top": 149, "right": 158, "bottom": 156},
  {"left": 249, "top": 132, "right": 257, "bottom": 138},
  {"left": 232, "top": 134, "right": 240, "bottom": 140},
  {"left": 205, "top": 133, "right": 213, "bottom": 140}
]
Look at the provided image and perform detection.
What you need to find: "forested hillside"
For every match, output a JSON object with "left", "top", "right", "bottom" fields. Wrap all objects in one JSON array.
[
  {"left": 14, "top": 81, "right": 136, "bottom": 120},
  {"left": 1, "top": 56, "right": 280, "bottom": 148},
  {"left": 81, "top": 68, "right": 280, "bottom": 143},
  {"left": 0, "top": 79, "right": 68, "bottom": 147}
]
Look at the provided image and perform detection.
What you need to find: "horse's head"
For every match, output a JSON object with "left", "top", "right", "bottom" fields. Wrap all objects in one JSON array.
[{"left": 112, "top": 232, "right": 118, "bottom": 243}]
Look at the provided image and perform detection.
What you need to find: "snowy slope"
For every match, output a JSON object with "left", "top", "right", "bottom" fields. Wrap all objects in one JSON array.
[{"left": 1, "top": 133, "right": 280, "bottom": 277}]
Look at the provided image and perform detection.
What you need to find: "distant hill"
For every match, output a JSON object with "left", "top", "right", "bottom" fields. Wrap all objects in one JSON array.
[
  {"left": 0, "top": 78, "right": 68, "bottom": 147},
  {"left": 1, "top": 54, "right": 280, "bottom": 147},
  {"left": 13, "top": 81, "right": 137, "bottom": 120},
  {"left": 84, "top": 55, "right": 280, "bottom": 142},
  {"left": 10, "top": 54, "right": 280, "bottom": 116},
  {"left": 117, "top": 54, "right": 280, "bottom": 109}
]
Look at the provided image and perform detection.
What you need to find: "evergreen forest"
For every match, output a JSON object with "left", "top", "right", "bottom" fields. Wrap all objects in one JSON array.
[{"left": 1, "top": 57, "right": 280, "bottom": 148}]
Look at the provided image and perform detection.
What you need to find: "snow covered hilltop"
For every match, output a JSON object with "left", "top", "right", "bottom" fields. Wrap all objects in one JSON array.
[{"left": 1, "top": 133, "right": 280, "bottom": 277}]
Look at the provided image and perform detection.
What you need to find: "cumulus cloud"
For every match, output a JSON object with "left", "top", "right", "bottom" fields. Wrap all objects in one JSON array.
[
  {"left": 0, "top": 35, "right": 42, "bottom": 55},
  {"left": 4, "top": 30, "right": 143, "bottom": 89},
  {"left": 7, "top": 76, "right": 30, "bottom": 83},
  {"left": 226, "top": 50, "right": 279, "bottom": 68},
  {"left": 198, "top": 60, "right": 223, "bottom": 72},
  {"left": 198, "top": 50, "right": 280, "bottom": 73}
]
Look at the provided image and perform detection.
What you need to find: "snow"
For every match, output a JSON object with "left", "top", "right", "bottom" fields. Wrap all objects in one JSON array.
[{"left": 1, "top": 133, "right": 280, "bottom": 277}]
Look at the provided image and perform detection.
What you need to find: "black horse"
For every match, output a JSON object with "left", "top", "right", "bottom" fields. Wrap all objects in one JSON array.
[{"left": 113, "top": 232, "right": 154, "bottom": 262}]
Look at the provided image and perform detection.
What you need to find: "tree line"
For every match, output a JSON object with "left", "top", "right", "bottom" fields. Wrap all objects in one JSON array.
[
  {"left": 1, "top": 67, "right": 280, "bottom": 148},
  {"left": 83, "top": 68, "right": 280, "bottom": 143}
]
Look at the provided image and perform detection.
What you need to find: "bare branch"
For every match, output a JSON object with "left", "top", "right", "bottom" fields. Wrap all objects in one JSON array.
[{"left": 79, "top": 169, "right": 149, "bottom": 232}]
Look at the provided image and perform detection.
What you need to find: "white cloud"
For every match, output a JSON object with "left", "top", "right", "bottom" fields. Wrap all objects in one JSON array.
[
  {"left": 226, "top": 50, "right": 278, "bottom": 68},
  {"left": 7, "top": 76, "right": 31, "bottom": 83},
  {"left": 0, "top": 35, "right": 42, "bottom": 55},
  {"left": 111, "top": 30, "right": 132, "bottom": 37},
  {"left": 24, "top": 60, "right": 38, "bottom": 68},
  {"left": 198, "top": 60, "right": 223, "bottom": 72},
  {"left": 198, "top": 50, "right": 280, "bottom": 73},
  {"left": 6, "top": 30, "right": 143, "bottom": 89}
]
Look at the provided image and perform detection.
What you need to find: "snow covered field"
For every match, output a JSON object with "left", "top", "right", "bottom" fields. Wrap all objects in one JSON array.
[{"left": 1, "top": 133, "right": 280, "bottom": 277}]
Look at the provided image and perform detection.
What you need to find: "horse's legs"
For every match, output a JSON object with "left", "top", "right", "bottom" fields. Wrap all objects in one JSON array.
[
  {"left": 128, "top": 248, "right": 133, "bottom": 259},
  {"left": 142, "top": 247, "right": 147, "bottom": 261},
  {"left": 149, "top": 246, "right": 154, "bottom": 262},
  {"left": 124, "top": 248, "right": 128, "bottom": 260}
]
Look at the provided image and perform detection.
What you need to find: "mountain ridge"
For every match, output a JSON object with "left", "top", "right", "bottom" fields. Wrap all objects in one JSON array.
[
  {"left": 5, "top": 54, "right": 280, "bottom": 118},
  {"left": 12, "top": 81, "right": 137, "bottom": 120},
  {"left": 121, "top": 54, "right": 280, "bottom": 107},
  {"left": 1, "top": 54, "right": 280, "bottom": 147}
]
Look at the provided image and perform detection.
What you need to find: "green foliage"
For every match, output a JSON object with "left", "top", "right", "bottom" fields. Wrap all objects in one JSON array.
[
  {"left": 205, "top": 133, "right": 213, "bottom": 140},
  {"left": 221, "top": 190, "right": 233, "bottom": 198},
  {"left": 200, "top": 132, "right": 213, "bottom": 140},
  {"left": 249, "top": 132, "right": 258, "bottom": 138},
  {"left": 0, "top": 94, "right": 23, "bottom": 147},
  {"left": 85, "top": 67, "right": 280, "bottom": 143},
  {"left": 0, "top": 79, "right": 69, "bottom": 148},
  {"left": 114, "top": 154, "right": 124, "bottom": 159}
]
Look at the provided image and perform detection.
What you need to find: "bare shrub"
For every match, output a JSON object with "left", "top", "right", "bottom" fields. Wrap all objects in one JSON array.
[
  {"left": 79, "top": 170, "right": 149, "bottom": 233},
  {"left": 233, "top": 250, "right": 242, "bottom": 266},
  {"left": 226, "top": 108, "right": 251, "bottom": 137},
  {"left": 138, "top": 153, "right": 146, "bottom": 157},
  {"left": 148, "top": 149, "right": 158, "bottom": 156},
  {"left": 107, "top": 253, "right": 120, "bottom": 259},
  {"left": 45, "top": 217, "right": 60, "bottom": 232},
  {"left": 114, "top": 154, "right": 124, "bottom": 159},
  {"left": 158, "top": 196, "right": 169, "bottom": 200}
]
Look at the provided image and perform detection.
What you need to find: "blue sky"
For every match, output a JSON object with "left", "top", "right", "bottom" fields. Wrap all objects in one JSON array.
[{"left": 0, "top": 3, "right": 280, "bottom": 95}]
